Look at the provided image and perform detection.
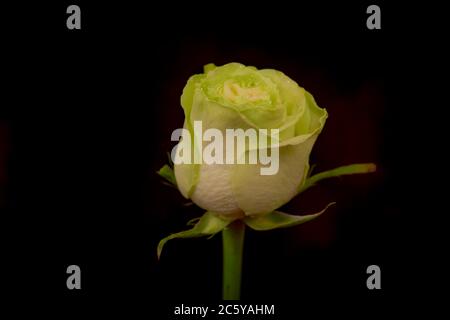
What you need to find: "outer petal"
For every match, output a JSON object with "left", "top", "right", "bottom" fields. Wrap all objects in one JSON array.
[
  {"left": 230, "top": 91, "right": 328, "bottom": 216},
  {"left": 259, "top": 69, "right": 307, "bottom": 140},
  {"left": 174, "top": 136, "right": 200, "bottom": 198},
  {"left": 174, "top": 74, "right": 204, "bottom": 198},
  {"left": 176, "top": 70, "right": 252, "bottom": 211},
  {"left": 191, "top": 164, "right": 243, "bottom": 217},
  {"left": 188, "top": 82, "right": 251, "bottom": 215}
]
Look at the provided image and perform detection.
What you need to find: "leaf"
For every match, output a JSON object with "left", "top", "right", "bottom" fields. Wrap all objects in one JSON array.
[
  {"left": 187, "top": 217, "right": 201, "bottom": 225},
  {"left": 157, "top": 164, "right": 177, "bottom": 187},
  {"left": 307, "top": 163, "right": 316, "bottom": 178},
  {"left": 157, "top": 212, "right": 233, "bottom": 259},
  {"left": 299, "top": 163, "right": 376, "bottom": 193},
  {"left": 244, "top": 202, "right": 335, "bottom": 231},
  {"left": 166, "top": 151, "right": 174, "bottom": 167}
]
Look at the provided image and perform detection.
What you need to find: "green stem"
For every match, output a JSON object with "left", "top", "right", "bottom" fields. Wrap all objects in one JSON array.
[{"left": 222, "top": 219, "right": 245, "bottom": 300}]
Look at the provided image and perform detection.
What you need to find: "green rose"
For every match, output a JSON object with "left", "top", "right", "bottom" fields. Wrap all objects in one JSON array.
[
  {"left": 174, "top": 62, "right": 328, "bottom": 218},
  {"left": 158, "top": 63, "right": 376, "bottom": 300}
]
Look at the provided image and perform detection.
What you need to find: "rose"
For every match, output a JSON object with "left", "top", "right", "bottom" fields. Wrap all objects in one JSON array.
[
  {"left": 174, "top": 63, "right": 327, "bottom": 218},
  {"left": 159, "top": 63, "right": 376, "bottom": 299}
]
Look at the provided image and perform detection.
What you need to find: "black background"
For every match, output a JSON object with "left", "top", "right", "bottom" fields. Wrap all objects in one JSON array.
[{"left": 1, "top": 1, "right": 443, "bottom": 318}]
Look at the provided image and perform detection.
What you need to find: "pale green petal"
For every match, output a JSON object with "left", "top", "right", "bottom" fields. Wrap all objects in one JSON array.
[
  {"left": 295, "top": 91, "right": 325, "bottom": 136},
  {"left": 239, "top": 104, "right": 286, "bottom": 130},
  {"left": 280, "top": 91, "right": 328, "bottom": 146},
  {"left": 259, "top": 69, "right": 306, "bottom": 139},
  {"left": 201, "top": 63, "right": 288, "bottom": 129},
  {"left": 180, "top": 74, "right": 205, "bottom": 119},
  {"left": 189, "top": 87, "right": 252, "bottom": 132},
  {"left": 184, "top": 83, "right": 250, "bottom": 206},
  {"left": 230, "top": 90, "right": 327, "bottom": 216},
  {"left": 191, "top": 164, "right": 243, "bottom": 216},
  {"left": 174, "top": 74, "right": 205, "bottom": 198},
  {"left": 174, "top": 161, "right": 200, "bottom": 198},
  {"left": 185, "top": 88, "right": 254, "bottom": 215},
  {"left": 176, "top": 73, "right": 252, "bottom": 200},
  {"left": 231, "top": 135, "right": 318, "bottom": 216},
  {"left": 203, "top": 63, "right": 216, "bottom": 73}
]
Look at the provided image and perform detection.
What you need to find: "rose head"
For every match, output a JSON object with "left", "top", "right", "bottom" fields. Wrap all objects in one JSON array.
[{"left": 174, "top": 63, "right": 327, "bottom": 218}]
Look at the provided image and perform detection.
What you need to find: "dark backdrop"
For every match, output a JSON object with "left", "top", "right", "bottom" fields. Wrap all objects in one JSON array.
[{"left": 2, "top": 1, "right": 440, "bottom": 318}]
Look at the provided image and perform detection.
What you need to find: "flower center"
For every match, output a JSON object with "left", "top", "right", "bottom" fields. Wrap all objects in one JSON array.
[{"left": 222, "top": 80, "right": 270, "bottom": 106}]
